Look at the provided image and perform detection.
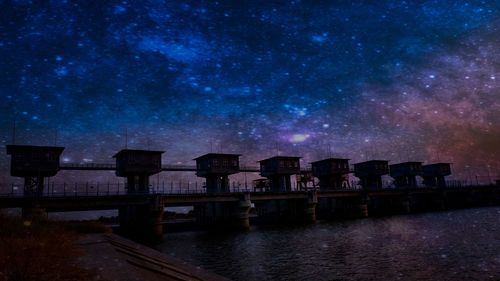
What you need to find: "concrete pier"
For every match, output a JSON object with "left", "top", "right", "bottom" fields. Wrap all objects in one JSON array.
[
  {"left": 302, "top": 191, "right": 317, "bottom": 223},
  {"left": 236, "top": 193, "right": 251, "bottom": 229},
  {"left": 398, "top": 195, "right": 411, "bottom": 214},
  {"left": 148, "top": 196, "right": 165, "bottom": 238},
  {"left": 354, "top": 195, "right": 370, "bottom": 217},
  {"left": 369, "top": 194, "right": 411, "bottom": 215},
  {"left": 119, "top": 197, "right": 164, "bottom": 240},
  {"left": 437, "top": 190, "right": 447, "bottom": 210},
  {"left": 194, "top": 194, "right": 251, "bottom": 230}
]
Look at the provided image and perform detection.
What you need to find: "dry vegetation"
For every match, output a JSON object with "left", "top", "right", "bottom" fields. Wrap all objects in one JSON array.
[{"left": 0, "top": 215, "right": 110, "bottom": 281}]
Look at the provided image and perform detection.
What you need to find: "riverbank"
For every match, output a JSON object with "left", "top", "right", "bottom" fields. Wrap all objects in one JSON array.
[
  {"left": 78, "top": 233, "right": 231, "bottom": 281},
  {"left": 0, "top": 215, "right": 107, "bottom": 280},
  {"left": 0, "top": 215, "right": 230, "bottom": 281}
]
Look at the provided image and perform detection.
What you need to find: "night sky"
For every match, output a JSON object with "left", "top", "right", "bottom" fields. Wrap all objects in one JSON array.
[{"left": 1, "top": 0, "right": 499, "bottom": 185}]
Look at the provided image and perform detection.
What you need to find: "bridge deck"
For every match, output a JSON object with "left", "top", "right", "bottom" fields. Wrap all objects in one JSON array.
[{"left": 0, "top": 186, "right": 496, "bottom": 211}]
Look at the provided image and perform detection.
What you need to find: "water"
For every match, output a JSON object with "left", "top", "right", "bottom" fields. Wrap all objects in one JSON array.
[{"left": 157, "top": 207, "right": 500, "bottom": 280}]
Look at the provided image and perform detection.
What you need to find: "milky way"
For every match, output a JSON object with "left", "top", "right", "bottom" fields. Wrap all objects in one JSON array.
[{"left": 1, "top": 1, "right": 499, "bottom": 185}]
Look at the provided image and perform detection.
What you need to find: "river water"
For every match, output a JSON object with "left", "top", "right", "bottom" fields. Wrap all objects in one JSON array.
[{"left": 157, "top": 207, "right": 500, "bottom": 280}]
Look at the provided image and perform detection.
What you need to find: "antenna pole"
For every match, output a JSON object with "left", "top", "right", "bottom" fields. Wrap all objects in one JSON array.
[
  {"left": 373, "top": 145, "right": 379, "bottom": 160},
  {"left": 12, "top": 116, "right": 16, "bottom": 144},
  {"left": 125, "top": 128, "right": 128, "bottom": 149}
]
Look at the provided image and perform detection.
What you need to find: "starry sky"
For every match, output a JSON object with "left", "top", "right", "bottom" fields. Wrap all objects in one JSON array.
[{"left": 1, "top": 0, "right": 499, "bottom": 185}]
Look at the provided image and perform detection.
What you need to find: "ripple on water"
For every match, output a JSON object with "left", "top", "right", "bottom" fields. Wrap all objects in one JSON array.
[{"left": 157, "top": 207, "right": 500, "bottom": 281}]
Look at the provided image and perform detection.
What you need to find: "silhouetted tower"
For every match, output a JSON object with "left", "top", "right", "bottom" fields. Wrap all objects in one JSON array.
[
  {"left": 311, "top": 158, "right": 350, "bottom": 189},
  {"left": 423, "top": 163, "right": 451, "bottom": 187},
  {"left": 389, "top": 162, "right": 423, "bottom": 188},
  {"left": 194, "top": 153, "right": 240, "bottom": 193},
  {"left": 113, "top": 149, "right": 164, "bottom": 193},
  {"left": 354, "top": 160, "right": 389, "bottom": 189},
  {"left": 6, "top": 145, "right": 64, "bottom": 196},
  {"left": 259, "top": 156, "right": 301, "bottom": 191}
]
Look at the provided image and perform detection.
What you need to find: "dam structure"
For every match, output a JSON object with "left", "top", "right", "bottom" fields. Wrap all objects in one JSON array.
[{"left": 2, "top": 144, "right": 500, "bottom": 239}]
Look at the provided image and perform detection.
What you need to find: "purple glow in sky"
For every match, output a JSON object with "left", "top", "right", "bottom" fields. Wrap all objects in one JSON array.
[{"left": 0, "top": 1, "right": 499, "bottom": 185}]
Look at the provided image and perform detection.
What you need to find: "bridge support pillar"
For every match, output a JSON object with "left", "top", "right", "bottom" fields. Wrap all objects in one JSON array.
[
  {"left": 236, "top": 193, "right": 251, "bottom": 229},
  {"left": 119, "top": 196, "right": 164, "bottom": 240},
  {"left": 351, "top": 195, "right": 369, "bottom": 218},
  {"left": 302, "top": 191, "right": 317, "bottom": 223},
  {"left": 195, "top": 193, "right": 252, "bottom": 230},
  {"left": 148, "top": 196, "right": 164, "bottom": 239},
  {"left": 434, "top": 190, "right": 446, "bottom": 210},
  {"left": 400, "top": 196, "right": 411, "bottom": 213},
  {"left": 392, "top": 195, "right": 411, "bottom": 214}
]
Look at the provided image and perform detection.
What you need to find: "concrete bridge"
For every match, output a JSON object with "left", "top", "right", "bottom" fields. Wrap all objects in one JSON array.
[
  {"left": 2, "top": 185, "right": 500, "bottom": 240},
  {"left": 4, "top": 145, "right": 500, "bottom": 240}
]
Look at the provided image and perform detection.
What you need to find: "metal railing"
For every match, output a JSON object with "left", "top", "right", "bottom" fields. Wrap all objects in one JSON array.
[
  {"left": 2, "top": 181, "right": 310, "bottom": 197},
  {"left": 1, "top": 180, "right": 497, "bottom": 198},
  {"left": 58, "top": 163, "right": 314, "bottom": 172},
  {"left": 60, "top": 163, "right": 116, "bottom": 169}
]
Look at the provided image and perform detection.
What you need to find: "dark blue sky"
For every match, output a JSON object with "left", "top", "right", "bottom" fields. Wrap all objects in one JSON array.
[{"left": 1, "top": 0, "right": 499, "bottom": 182}]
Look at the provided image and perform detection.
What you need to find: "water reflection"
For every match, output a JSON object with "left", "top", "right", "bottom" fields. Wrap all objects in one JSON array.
[{"left": 158, "top": 207, "right": 500, "bottom": 280}]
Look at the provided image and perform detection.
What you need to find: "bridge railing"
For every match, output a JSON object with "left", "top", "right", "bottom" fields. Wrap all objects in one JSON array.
[
  {"left": 1, "top": 180, "right": 497, "bottom": 198},
  {"left": 58, "top": 163, "right": 316, "bottom": 173},
  {"left": 2, "top": 181, "right": 320, "bottom": 197},
  {"left": 60, "top": 163, "right": 116, "bottom": 169}
]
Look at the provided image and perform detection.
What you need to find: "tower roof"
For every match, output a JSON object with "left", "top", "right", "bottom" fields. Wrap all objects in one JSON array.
[
  {"left": 311, "top": 158, "right": 350, "bottom": 164},
  {"left": 389, "top": 161, "right": 422, "bottom": 167},
  {"left": 113, "top": 149, "right": 164, "bottom": 158},
  {"left": 193, "top": 153, "right": 241, "bottom": 160},
  {"left": 6, "top": 144, "right": 65, "bottom": 155},
  {"left": 258, "top": 156, "right": 301, "bottom": 163},
  {"left": 354, "top": 160, "right": 389, "bottom": 165}
]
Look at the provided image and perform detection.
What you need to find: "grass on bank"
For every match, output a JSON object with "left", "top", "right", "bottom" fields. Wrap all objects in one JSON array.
[{"left": 0, "top": 215, "right": 111, "bottom": 281}]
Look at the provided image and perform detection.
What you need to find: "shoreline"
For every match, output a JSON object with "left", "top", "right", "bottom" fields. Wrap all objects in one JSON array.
[
  {"left": 77, "top": 233, "right": 231, "bottom": 281},
  {"left": 0, "top": 215, "right": 230, "bottom": 281}
]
